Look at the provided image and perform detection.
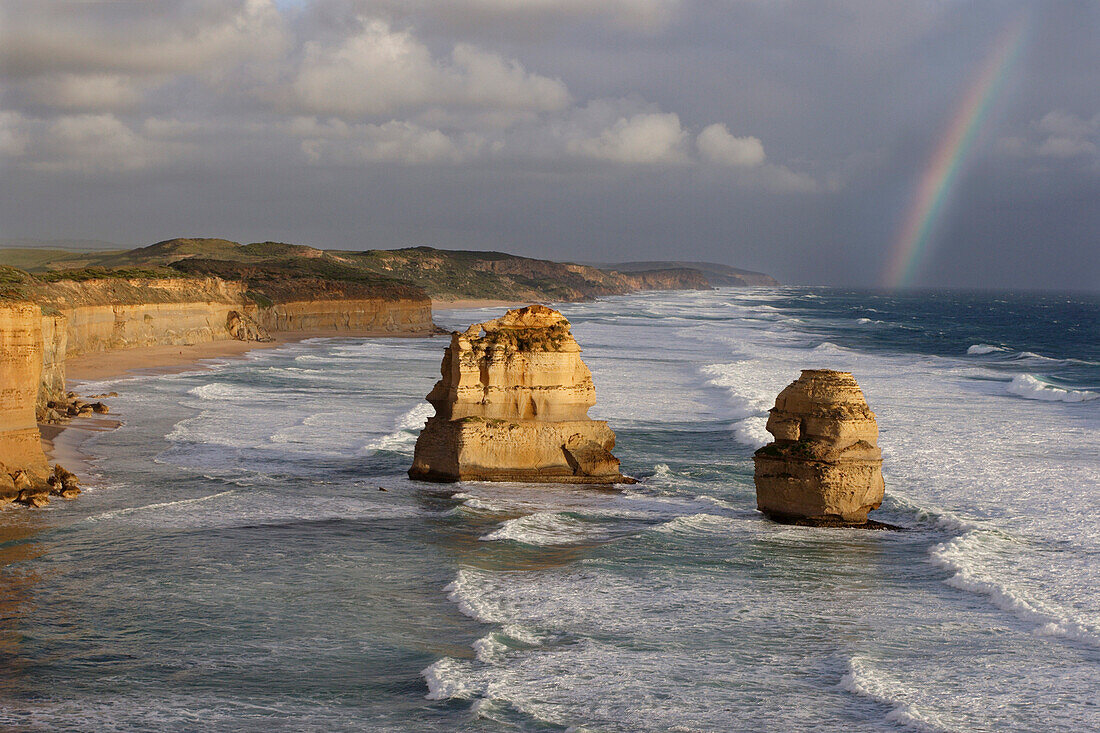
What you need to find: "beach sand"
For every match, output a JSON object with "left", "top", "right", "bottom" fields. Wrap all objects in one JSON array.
[{"left": 430, "top": 298, "right": 530, "bottom": 311}]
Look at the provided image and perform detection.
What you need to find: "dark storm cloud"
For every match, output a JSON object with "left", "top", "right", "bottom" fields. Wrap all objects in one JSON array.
[{"left": 0, "top": 0, "right": 1097, "bottom": 290}]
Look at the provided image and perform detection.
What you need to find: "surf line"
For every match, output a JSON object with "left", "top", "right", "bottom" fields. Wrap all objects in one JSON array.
[{"left": 883, "top": 14, "right": 1028, "bottom": 289}]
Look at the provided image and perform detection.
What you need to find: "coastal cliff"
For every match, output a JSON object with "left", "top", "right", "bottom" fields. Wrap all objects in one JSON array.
[
  {"left": 0, "top": 235, "right": 744, "bottom": 509},
  {"left": 410, "top": 305, "right": 630, "bottom": 484},
  {"left": 0, "top": 263, "right": 435, "bottom": 509},
  {"left": 0, "top": 303, "right": 50, "bottom": 504},
  {"left": 21, "top": 276, "right": 434, "bottom": 420}
]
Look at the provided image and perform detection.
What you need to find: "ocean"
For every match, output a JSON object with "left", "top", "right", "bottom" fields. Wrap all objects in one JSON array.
[{"left": 0, "top": 287, "right": 1097, "bottom": 732}]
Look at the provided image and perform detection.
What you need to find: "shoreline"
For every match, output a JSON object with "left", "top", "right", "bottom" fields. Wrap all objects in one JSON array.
[
  {"left": 43, "top": 302, "right": 527, "bottom": 478},
  {"left": 430, "top": 298, "right": 530, "bottom": 311},
  {"left": 40, "top": 416, "right": 121, "bottom": 479}
]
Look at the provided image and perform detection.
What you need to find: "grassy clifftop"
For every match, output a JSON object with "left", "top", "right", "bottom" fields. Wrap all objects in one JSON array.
[{"left": 0, "top": 238, "right": 772, "bottom": 303}]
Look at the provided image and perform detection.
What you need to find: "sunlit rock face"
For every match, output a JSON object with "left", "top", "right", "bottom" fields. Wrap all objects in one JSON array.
[
  {"left": 753, "top": 370, "right": 885, "bottom": 525},
  {"left": 0, "top": 302, "right": 50, "bottom": 505},
  {"left": 409, "top": 305, "right": 630, "bottom": 484}
]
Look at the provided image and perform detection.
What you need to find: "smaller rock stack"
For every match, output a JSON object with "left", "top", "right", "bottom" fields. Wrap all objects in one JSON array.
[
  {"left": 409, "top": 305, "right": 630, "bottom": 484},
  {"left": 753, "top": 370, "right": 885, "bottom": 525}
]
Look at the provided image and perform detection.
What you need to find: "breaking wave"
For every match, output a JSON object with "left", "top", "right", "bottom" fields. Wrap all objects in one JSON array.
[{"left": 1005, "top": 374, "right": 1097, "bottom": 403}]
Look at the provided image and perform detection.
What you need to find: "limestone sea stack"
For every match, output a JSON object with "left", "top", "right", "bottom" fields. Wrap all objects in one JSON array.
[
  {"left": 409, "top": 305, "right": 630, "bottom": 484},
  {"left": 753, "top": 370, "right": 885, "bottom": 525}
]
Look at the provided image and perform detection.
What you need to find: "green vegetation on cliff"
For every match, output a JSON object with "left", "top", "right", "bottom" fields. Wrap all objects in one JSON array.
[{"left": 0, "top": 237, "right": 776, "bottom": 304}]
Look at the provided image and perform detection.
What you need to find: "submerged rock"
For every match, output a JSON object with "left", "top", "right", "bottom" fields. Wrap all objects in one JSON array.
[
  {"left": 753, "top": 370, "right": 885, "bottom": 525},
  {"left": 409, "top": 305, "right": 631, "bottom": 484}
]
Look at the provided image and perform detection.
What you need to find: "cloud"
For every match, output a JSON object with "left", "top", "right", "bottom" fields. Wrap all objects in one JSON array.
[
  {"left": 281, "top": 18, "right": 570, "bottom": 118},
  {"left": 696, "top": 123, "right": 765, "bottom": 167},
  {"left": 0, "top": 0, "right": 286, "bottom": 78},
  {"left": 1035, "top": 111, "right": 1099, "bottom": 159},
  {"left": 0, "top": 112, "right": 192, "bottom": 173},
  {"left": 0, "top": 0, "right": 810, "bottom": 188},
  {"left": 434, "top": 0, "right": 681, "bottom": 31},
  {"left": 293, "top": 117, "right": 484, "bottom": 164},
  {"left": 567, "top": 111, "right": 689, "bottom": 164},
  {"left": 6, "top": 73, "right": 143, "bottom": 112},
  {"left": 998, "top": 110, "right": 1100, "bottom": 162}
]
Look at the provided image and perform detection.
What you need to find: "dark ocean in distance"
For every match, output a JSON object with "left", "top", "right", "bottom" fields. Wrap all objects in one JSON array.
[{"left": 0, "top": 287, "right": 1097, "bottom": 732}]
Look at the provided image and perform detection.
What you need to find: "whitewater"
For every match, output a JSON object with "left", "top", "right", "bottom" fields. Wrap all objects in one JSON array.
[{"left": 0, "top": 287, "right": 1096, "bottom": 731}]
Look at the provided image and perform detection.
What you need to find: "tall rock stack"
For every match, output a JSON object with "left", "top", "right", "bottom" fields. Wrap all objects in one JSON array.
[
  {"left": 753, "top": 370, "right": 885, "bottom": 525},
  {"left": 409, "top": 305, "right": 630, "bottom": 484}
]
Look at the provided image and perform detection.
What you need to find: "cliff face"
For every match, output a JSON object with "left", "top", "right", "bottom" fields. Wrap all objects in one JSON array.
[
  {"left": 605, "top": 261, "right": 779, "bottom": 287},
  {"left": 22, "top": 277, "right": 432, "bottom": 415},
  {"left": 0, "top": 303, "right": 49, "bottom": 503},
  {"left": 250, "top": 297, "right": 432, "bottom": 334},
  {"left": 38, "top": 313, "right": 67, "bottom": 413},
  {"left": 616, "top": 268, "right": 710, "bottom": 291},
  {"left": 753, "top": 370, "right": 885, "bottom": 525},
  {"left": 410, "top": 305, "right": 629, "bottom": 484}
]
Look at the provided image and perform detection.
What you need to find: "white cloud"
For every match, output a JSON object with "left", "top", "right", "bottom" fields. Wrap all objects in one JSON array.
[
  {"left": 435, "top": 0, "right": 681, "bottom": 31},
  {"left": 696, "top": 123, "right": 765, "bottom": 167},
  {"left": 10, "top": 73, "right": 143, "bottom": 112},
  {"left": 0, "top": 112, "right": 192, "bottom": 173},
  {"left": 0, "top": 0, "right": 286, "bottom": 77},
  {"left": 294, "top": 117, "right": 483, "bottom": 164},
  {"left": 568, "top": 111, "right": 689, "bottom": 164},
  {"left": 1035, "top": 111, "right": 1098, "bottom": 159},
  {"left": 282, "top": 18, "right": 570, "bottom": 118},
  {"left": 1001, "top": 111, "right": 1099, "bottom": 161}
]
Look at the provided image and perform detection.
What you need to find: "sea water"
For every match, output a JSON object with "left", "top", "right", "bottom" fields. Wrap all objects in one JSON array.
[{"left": 0, "top": 288, "right": 1097, "bottom": 732}]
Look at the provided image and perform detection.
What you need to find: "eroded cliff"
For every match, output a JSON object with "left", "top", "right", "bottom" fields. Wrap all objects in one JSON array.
[
  {"left": 410, "top": 305, "right": 630, "bottom": 484},
  {"left": 0, "top": 303, "right": 50, "bottom": 505}
]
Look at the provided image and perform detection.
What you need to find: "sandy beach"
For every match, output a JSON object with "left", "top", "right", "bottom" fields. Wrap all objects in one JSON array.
[{"left": 430, "top": 298, "right": 530, "bottom": 311}]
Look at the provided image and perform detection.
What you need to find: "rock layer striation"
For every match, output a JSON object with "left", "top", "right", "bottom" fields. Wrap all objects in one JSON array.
[
  {"left": 409, "top": 305, "right": 629, "bottom": 483},
  {"left": 753, "top": 370, "right": 885, "bottom": 525}
]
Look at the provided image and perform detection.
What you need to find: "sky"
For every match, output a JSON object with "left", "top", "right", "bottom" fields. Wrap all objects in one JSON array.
[{"left": 0, "top": 0, "right": 1097, "bottom": 290}]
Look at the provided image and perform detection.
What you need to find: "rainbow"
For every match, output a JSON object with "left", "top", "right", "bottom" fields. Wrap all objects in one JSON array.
[{"left": 883, "top": 16, "right": 1028, "bottom": 289}]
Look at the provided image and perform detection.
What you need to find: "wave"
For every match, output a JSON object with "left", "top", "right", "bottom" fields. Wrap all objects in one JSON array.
[
  {"left": 445, "top": 568, "right": 507, "bottom": 624},
  {"left": 931, "top": 530, "right": 1100, "bottom": 648},
  {"left": 732, "top": 416, "right": 769, "bottom": 447},
  {"left": 84, "top": 490, "right": 235, "bottom": 521},
  {"left": 653, "top": 512, "right": 739, "bottom": 535},
  {"left": 471, "top": 624, "right": 546, "bottom": 664},
  {"left": 839, "top": 656, "right": 955, "bottom": 732},
  {"left": 186, "top": 382, "right": 263, "bottom": 401},
  {"left": 361, "top": 403, "right": 434, "bottom": 454},
  {"left": 967, "top": 344, "right": 1009, "bottom": 355},
  {"left": 812, "top": 341, "right": 850, "bottom": 354},
  {"left": 480, "top": 512, "right": 611, "bottom": 546},
  {"left": 422, "top": 657, "right": 478, "bottom": 701},
  {"left": 1006, "top": 374, "right": 1097, "bottom": 403}
]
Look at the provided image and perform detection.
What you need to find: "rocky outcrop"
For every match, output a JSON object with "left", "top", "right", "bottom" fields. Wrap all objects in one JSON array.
[
  {"left": 226, "top": 310, "right": 270, "bottom": 342},
  {"left": 409, "top": 305, "right": 630, "bottom": 484},
  {"left": 753, "top": 370, "right": 885, "bottom": 525},
  {"left": 0, "top": 302, "right": 50, "bottom": 505}
]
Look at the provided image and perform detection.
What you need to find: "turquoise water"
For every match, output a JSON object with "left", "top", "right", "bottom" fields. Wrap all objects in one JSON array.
[{"left": 1, "top": 288, "right": 1097, "bottom": 731}]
